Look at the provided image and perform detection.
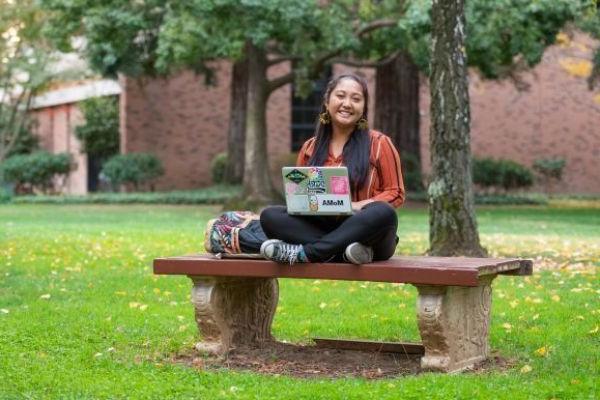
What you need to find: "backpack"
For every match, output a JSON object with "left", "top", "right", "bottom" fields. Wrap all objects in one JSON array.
[{"left": 204, "top": 211, "right": 267, "bottom": 254}]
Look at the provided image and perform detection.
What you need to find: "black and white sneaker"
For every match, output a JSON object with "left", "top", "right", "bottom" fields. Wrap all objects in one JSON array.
[
  {"left": 344, "top": 242, "right": 373, "bottom": 265},
  {"left": 260, "top": 239, "right": 308, "bottom": 265}
]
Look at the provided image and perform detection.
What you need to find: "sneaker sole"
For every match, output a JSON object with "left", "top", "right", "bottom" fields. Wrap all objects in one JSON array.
[{"left": 345, "top": 244, "right": 373, "bottom": 265}]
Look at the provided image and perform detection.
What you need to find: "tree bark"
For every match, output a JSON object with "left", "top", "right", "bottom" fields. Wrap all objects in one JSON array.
[
  {"left": 428, "top": 0, "right": 486, "bottom": 257},
  {"left": 374, "top": 51, "right": 421, "bottom": 161},
  {"left": 242, "top": 42, "right": 278, "bottom": 203},
  {"left": 225, "top": 57, "right": 249, "bottom": 184}
]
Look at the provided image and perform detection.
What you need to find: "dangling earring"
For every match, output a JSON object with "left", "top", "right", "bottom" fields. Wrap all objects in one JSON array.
[
  {"left": 357, "top": 117, "right": 369, "bottom": 130},
  {"left": 319, "top": 112, "right": 331, "bottom": 125}
]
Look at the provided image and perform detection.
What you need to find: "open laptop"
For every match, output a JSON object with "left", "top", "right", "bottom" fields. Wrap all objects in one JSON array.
[{"left": 282, "top": 166, "right": 353, "bottom": 215}]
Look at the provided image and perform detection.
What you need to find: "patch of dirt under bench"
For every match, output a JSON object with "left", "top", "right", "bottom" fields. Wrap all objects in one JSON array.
[{"left": 173, "top": 341, "right": 513, "bottom": 379}]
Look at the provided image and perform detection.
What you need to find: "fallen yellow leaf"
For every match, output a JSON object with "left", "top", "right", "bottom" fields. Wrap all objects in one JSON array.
[
  {"left": 589, "top": 325, "right": 599, "bottom": 334},
  {"left": 535, "top": 346, "right": 548, "bottom": 357},
  {"left": 520, "top": 364, "right": 533, "bottom": 373},
  {"left": 551, "top": 295, "right": 560, "bottom": 302}
]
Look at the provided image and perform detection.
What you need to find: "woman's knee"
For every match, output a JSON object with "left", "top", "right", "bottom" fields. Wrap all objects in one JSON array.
[
  {"left": 362, "top": 201, "right": 397, "bottom": 226},
  {"left": 259, "top": 206, "right": 287, "bottom": 235}
]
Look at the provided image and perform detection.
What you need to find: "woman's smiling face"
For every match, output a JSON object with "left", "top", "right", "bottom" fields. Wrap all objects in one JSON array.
[{"left": 325, "top": 78, "right": 365, "bottom": 129}]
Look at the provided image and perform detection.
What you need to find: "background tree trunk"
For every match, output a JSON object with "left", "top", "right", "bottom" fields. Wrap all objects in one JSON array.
[
  {"left": 225, "top": 57, "right": 249, "bottom": 184},
  {"left": 428, "top": 0, "right": 486, "bottom": 257},
  {"left": 242, "top": 42, "right": 278, "bottom": 203},
  {"left": 374, "top": 51, "right": 420, "bottom": 161}
]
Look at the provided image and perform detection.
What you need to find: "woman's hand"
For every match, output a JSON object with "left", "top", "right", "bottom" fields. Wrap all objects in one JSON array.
[{"left": 351, "top": 199, "right": 374, "bottom": 212}]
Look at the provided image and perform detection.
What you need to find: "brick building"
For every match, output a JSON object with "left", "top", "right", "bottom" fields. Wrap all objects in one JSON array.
[{"left": 32, "top": 32, "right": 600, "bottom": 195}]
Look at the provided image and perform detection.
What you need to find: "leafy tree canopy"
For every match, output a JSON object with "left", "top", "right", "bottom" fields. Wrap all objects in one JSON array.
[
  {"left": 351, "top": 0, "right": 592, "bottom": 80},
  {"left": 576, "top": 1, "right": 599, "bottom": 88},
  {"left": 1, "top": 0, "right": 55, "bottom": 162},
  {"left": 74, "top": 96, "right": 119, "bottom": 158},
  {"left": 42, "top": 0, "right": 170, "bottom": 77}
]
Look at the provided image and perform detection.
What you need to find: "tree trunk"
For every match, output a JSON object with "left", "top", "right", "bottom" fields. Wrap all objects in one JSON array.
[
  {"left": 242, "top": 42, "right": 278, "bottom": 203},
  {"left": 428, "top": 0, "right": 486, "bottom": 257},
  {"left": 374, "top": 51, "right": 420, "bottom": 160},
  {"left": 225, "top": 57, "right": 249, "bottom": 184}
]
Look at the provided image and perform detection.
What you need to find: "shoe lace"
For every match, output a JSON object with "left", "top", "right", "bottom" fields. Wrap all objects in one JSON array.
[{"left": 275, "top": 243, "right": 301, "bottom": 265}]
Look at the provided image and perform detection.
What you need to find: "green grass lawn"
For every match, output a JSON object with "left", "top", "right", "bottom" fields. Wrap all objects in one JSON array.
[{"left": 0, "top": 203, "right": 598, "bottom": 399}]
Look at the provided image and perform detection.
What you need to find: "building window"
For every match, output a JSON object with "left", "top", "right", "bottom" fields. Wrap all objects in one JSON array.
[{"left": 291, "top": 69, "right": 331, "bottom": 151}]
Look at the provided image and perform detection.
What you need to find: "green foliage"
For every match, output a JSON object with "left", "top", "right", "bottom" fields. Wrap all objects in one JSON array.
[
  {"left": 400, "top": 152, "right": 423, "bottom": 191},
  {"left": 473, "top": 158, "right": 534, "bottom": 191},
  {"left": 0, "top": 151, "right": 72, "bottom": 193},
  {"left": 576, "top": 2, "right": 600, "bottom": 89},
  {"left": 365, "top": 0, "right": 590, "bottom": 77},
  {"left": 41, "top": 0, "right": 170, "bottom": 77},
  {"left": 74, "top": 96, "right": 119, "bottom": 158},
  {"left": 0, "top": 0, "right": 56, "bottom": 162},
  {"left": 533, "top": 158, "right": 566, "bottom": 180},
  {"left": 100, "top": 153, "right": 164, "bottom": 190},
  {"left": 210, "top": 152, "right": 228, "bottom": 184},
  {"left": 0, "top": 185, "right": 12, "bottom": 203},
  {"left": 408, "top": 191, "right": 548, "bottom": 205},
  {"left": 11, "top": 185, "right": 242, "bottom": 205},
  {"left": 1, "top": 117, "right": 39, "bottom": 158}
]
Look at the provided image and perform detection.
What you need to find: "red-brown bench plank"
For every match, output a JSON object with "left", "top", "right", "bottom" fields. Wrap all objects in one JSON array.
[{"left": 153, "top": 255, "right": 531, "bottom": 287}]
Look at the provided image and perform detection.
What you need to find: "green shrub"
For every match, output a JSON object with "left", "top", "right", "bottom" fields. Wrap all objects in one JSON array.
[
  {"left": 101, "top": 153, "right": 164, "bottom": 191},
  {"left": 533, "top": 158, "right": 566, "bottom": 180},
  {"left": 11, "top": 185, "right": 242, "bottom": 205},
  {"left": 0, "top": 185, "right": 12, "bottom": 203},
  {"left": 401, "top": 152, "right": 424, "bottom": 191},
  {"left": 472, "top": 158, "right": 533, "bottom": 191},
  {"left": 211, "top": 152, "right": 228, "bottom": 184},
  {"left": 0, "top": 152, "right": 72, "bottom": 194}
]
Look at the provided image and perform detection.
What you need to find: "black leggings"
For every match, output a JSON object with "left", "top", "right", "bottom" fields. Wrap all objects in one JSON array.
[{"left": 260, "top": 201, "right": 398, "bottom": 262}]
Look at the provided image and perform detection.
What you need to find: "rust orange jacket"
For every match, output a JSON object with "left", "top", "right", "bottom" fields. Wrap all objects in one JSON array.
[{"left": 296, "top": 130, "right": 405, "bottom": 208}]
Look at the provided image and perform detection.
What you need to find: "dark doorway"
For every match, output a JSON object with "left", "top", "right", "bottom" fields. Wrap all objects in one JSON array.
[
  {"left": 87, "top": 155, "right": 103, "bottom": 192},
  {"left": 291, "top": 69, "right": 332, "bottom": 151}
]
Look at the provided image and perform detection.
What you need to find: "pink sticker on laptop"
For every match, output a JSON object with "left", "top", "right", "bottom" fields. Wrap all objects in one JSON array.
[
  {"left": 330, "top": 176, "right": 349, "bottom": 194},
  {"left": 285, "top": 182, "right": 299, "bottom": 195}
]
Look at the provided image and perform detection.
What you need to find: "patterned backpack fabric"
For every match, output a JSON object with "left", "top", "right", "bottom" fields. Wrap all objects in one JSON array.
[{"left": 204, "top": 211, "right": 267, "bottom": 254}]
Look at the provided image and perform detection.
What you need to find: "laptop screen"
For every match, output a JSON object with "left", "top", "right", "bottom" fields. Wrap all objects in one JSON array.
[{"left": 282, "top": 166, "right": 353, "bottom": 215}]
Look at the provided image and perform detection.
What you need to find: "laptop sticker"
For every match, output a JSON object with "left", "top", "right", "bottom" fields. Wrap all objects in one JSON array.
[
  {"left": 285, "top": 182, "right": 305, "bottom": 195},
  {"left": 285, "top": 169, "right": 308, "bottom": 184},
  {"left": 288, "top": 195, "right": 309, "bottom": 211},
  {"left": 309, "top": 195, "right": 319, "bottom": 211},
  {"left": 316, "top": 195, "right": 349, "bottom": 212},
  {"left": 330, "top": 176, "right": 349, "bottom": 194},
  {"left": 307, "top": 167, "right": 326, "bottom": 194}
]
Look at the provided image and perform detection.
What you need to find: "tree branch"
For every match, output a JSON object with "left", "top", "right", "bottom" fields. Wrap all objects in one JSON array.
[
  {"left": 267, "top": 71, "right": 295, "bottom": 93},
  {"left": 267, "top": 56, "right": 298, "bottom": 67},
  {"left": 331, "top": 51, "right": 401, "bottom": 68},
  {"left": 357, "top": 19, "right": 398, "bottom": 37}
]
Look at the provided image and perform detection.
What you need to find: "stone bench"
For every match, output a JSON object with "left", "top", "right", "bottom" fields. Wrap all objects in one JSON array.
[{"left": 153, "top": 255, "right": 532, "bottom": 373}]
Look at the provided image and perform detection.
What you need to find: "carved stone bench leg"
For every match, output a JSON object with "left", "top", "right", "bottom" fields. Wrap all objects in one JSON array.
[
  {"left": 188, "top": 276, "right": 279, "bottom": 355},
  {"left": 413, "top": 275, "right": 495, "bottom": 373}
]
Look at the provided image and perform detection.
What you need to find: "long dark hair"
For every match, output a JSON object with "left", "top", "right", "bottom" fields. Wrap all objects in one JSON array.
[{"left": 308, "top": 74, "right": 371, "bottom": 194}]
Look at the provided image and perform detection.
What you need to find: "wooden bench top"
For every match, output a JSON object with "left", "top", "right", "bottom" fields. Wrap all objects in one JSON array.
[{"left": 153, "top": 255, "right": 532, "bottom": 287}]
